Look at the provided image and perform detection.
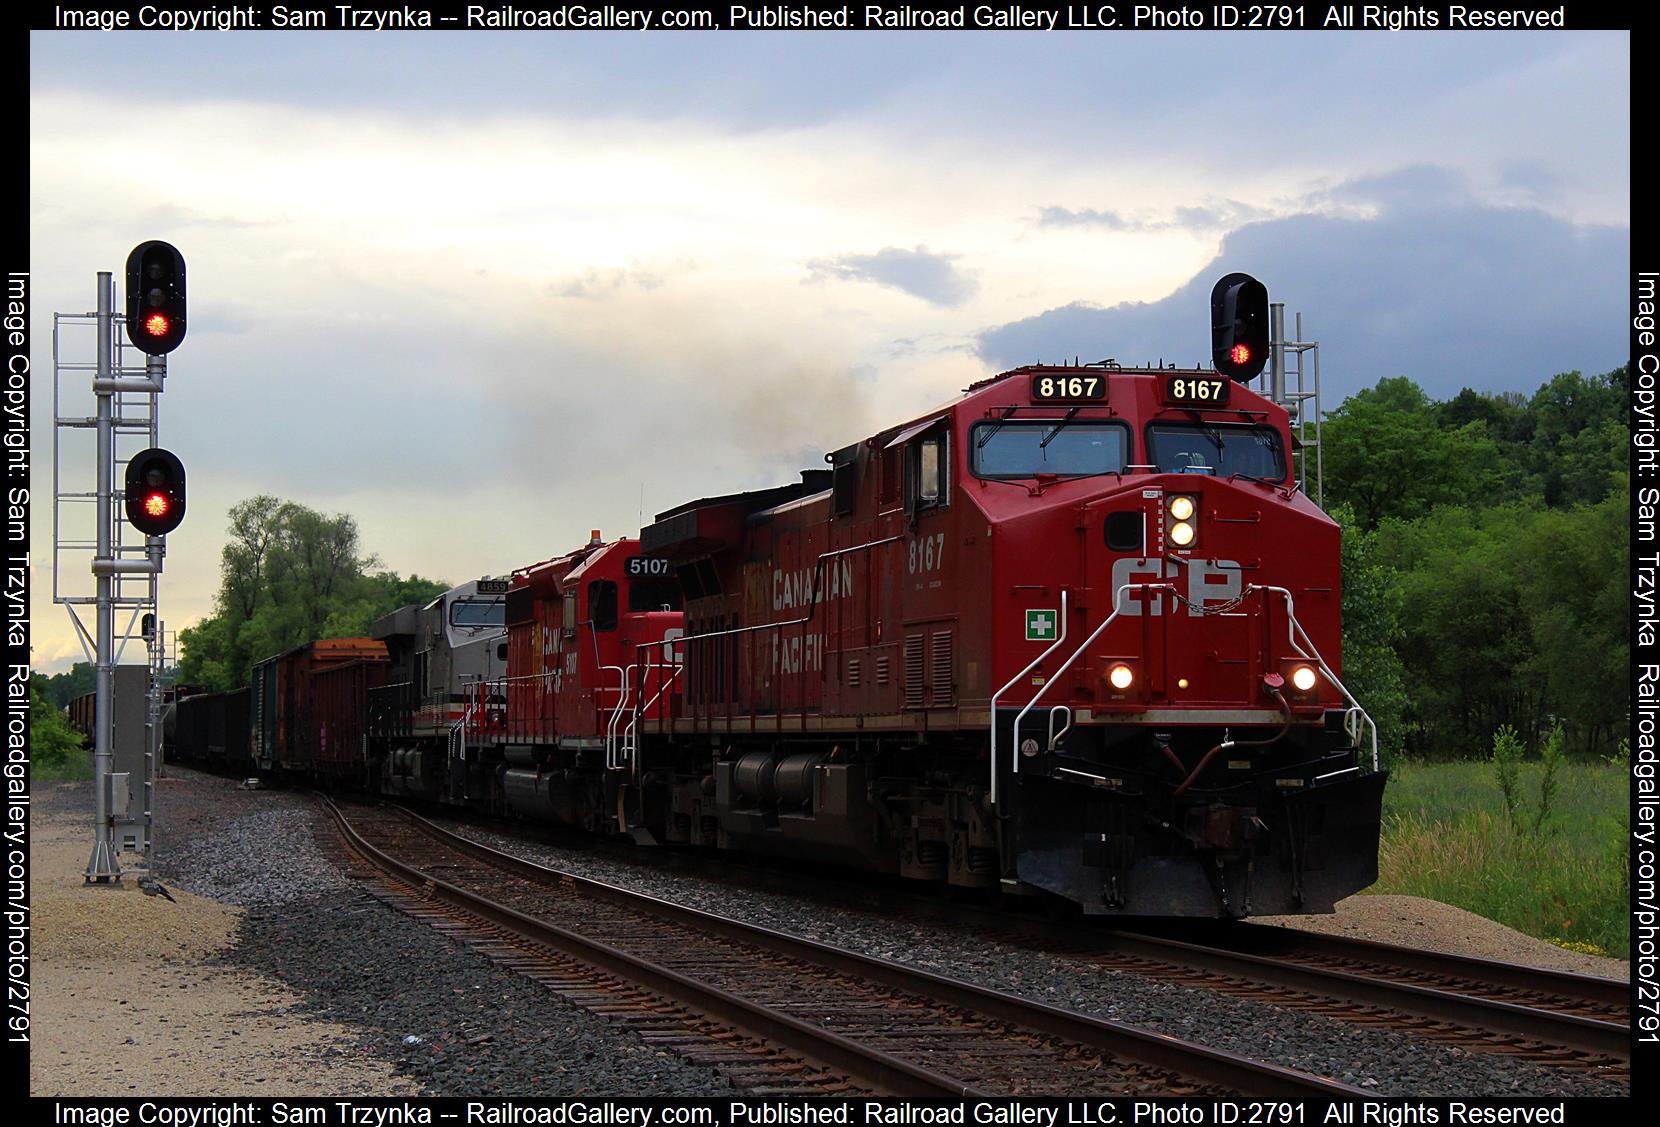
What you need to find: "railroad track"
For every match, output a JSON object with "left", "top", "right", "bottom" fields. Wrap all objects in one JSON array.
[
  {"left": 319, "top": 796, "right": 1371, "bottom": 1098},
  {"left": 427, "top": 814, "right": 1629, "bottom": 1079},
  {"left": 1069, "top": 926, "right": 1628, "bottom": 1074}
]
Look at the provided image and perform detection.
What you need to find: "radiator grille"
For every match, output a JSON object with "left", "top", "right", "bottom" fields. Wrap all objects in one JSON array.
[
  {"left": 903, "top": 635, "right": 925, "bottom": 709},
  {"left": 930, "top": 630, "right": 954, "bottom": 705}
]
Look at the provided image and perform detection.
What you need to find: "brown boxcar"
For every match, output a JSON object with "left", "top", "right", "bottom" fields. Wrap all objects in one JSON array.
[
  {"left": 251, "top": 638, "right": 386, "bottom": 777},
  {"left": 310, "top": 657, "right": 389, "bottom": 784}
]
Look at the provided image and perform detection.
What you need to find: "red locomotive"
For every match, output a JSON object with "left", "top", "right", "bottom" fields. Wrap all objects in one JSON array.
[
  {"left": 186, "top": 275, "right": 1384, "bottom": 918},
  {"left": 612, "top": 361, "right": 1383, "bottom": 916},
  {"left": 473, "top": 534, "right": 684, "bottom": 834}
]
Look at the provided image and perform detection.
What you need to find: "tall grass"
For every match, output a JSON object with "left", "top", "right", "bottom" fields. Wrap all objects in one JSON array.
[{"left": 1371, "top": 759, "right": 1628, "bottom": 957}]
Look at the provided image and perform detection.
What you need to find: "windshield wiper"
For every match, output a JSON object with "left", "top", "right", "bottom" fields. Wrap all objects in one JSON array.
[
  {"left": 1038, "top": 406, "right": 1082, "bottom": 449},
  {"left": 976, "top": 405, "right": 1020, "bottom": 449},
  {"left": 1184, "top": 409, "right": 1228, "bottom": 452}
]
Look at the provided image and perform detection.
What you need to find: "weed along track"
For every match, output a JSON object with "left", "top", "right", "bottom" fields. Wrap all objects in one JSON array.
[{"left": 321, "top": 797, "right": 1369, "bottom": 1098}]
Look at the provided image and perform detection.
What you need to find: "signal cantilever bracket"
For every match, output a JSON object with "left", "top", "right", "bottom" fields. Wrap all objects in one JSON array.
[
  {"left": 91, "top": 559, "right": 162, "bottom": 575},
  {"left": 93, "top": 376, "right": 165, "bottom": 394}
]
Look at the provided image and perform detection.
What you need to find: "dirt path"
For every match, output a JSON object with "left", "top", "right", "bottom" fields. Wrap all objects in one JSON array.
[{"left": 1256, "top": 893, "right": 1629, "bottom": 980}]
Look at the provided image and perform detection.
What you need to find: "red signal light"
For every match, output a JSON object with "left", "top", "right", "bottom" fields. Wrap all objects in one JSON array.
[
  {"left": 1230, "top": 343, "right": 1252, "bottom": 366},
  {"left": 125, "top": 242, "right": 187, "bottom": 355},
  {"left": 124, "top": 447, "right": 186, "bottom": 535}
]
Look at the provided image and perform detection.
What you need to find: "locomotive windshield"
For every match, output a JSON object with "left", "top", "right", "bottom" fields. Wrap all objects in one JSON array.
[
  {"left": 970, "top": 421, "right": 1128, "bottom": 479},
  {"left": 1147, "top": 423, "right": 1285, "bottom": 481},
  {"left": 449, "top": 597, "right": 506, "bottom": 628}
]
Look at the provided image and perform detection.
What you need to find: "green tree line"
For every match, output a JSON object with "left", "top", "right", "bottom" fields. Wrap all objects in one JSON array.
[
  {"left": 34, "top": 663, "right": 96, "bottom": 709},
  {"left": 1327, "top": 368, "right": 1627, "bottom": 761},
  {"left": 174, "top": 496, "right": 448, "bottom": 691}
]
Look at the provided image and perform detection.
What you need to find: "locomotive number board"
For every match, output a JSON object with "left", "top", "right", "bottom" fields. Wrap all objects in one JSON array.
[
  {"left": 624, "top": 556, "right": 673, "bottom": 578},
  {"left": 1030, "top": 374, "right": 1106, "bottom": 403},
  {"left": 1163, "top": 375, "right": 1231, "bottom": 406},
  {"left": 476, "top": 578, "right": 510, "bottom": 594}
]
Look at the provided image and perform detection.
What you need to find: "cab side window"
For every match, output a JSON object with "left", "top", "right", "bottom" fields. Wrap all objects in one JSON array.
[
  {"left": 906, "top": 431, "right": 949, "bottom": 515},
  {"left": 588, "top": 580, "right": 618, "bottom": 632}
]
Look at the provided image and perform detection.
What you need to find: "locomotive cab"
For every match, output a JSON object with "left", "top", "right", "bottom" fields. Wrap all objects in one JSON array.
[
  {"left": 476, "top": 535, "right": 686, "bottom": 835},
  {"left": 369, "top": 578, "right": 507, "bottom": 801},
  {"left": 967, "top": 366, "right": 1383, "bottom": 916}
]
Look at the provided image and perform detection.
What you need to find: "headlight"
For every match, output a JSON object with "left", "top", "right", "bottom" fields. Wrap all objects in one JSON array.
[
  {"left": 1166, "top": 495, "right": 1199, "bottom": 548},
  {"left": 1291, "top": 665, "right": 1318, "bottom": 692},
  {"left": 1108, "top": 664, "right": 1135, "bottom": 690}
]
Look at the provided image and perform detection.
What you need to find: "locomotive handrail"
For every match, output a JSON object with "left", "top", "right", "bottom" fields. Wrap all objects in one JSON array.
[
  {"left": 624, "top": 652, "right": 685, "bottom": 785},
  {"left": 993, "top": 581, "right": 1378, "bottom": 808},
  {"left": 1003, "top": 582, "right": 1175, "bottom": 808},
  {"left": 1256, "top": 585, "right": 1379, "bottom": 772},
  {"left": 988, "top": 588, "right": 1068, "bottom": 807},
  {"left": 1047, "top": 705, "right": 1073, "bottom": 748},
  {"left": 602, "top": 663, "right": 631, "bottom": 771},
  {"left": 471, "top": 670, "right": 559, "bottom": 743}
]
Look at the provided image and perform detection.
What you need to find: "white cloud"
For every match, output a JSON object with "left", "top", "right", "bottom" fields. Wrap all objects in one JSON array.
[{"left": 25, "top": 33, "right": 1630, "bottom": 671}]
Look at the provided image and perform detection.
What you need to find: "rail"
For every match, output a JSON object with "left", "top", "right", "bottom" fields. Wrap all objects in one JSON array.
[{"left": 328, "top": 797, "right": 1373, "bottom": 1098}]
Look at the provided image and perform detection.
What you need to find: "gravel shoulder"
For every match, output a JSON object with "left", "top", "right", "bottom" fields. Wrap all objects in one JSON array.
[
  {"left": 29, "top": 780, "right": 420, "bottom": 1097},
  {"left": 31, "top": 772, "right": 729, "bottom": 1097}
]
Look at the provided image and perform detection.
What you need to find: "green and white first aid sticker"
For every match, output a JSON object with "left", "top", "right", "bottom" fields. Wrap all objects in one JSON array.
[{"left": 1025, "top": 609, "right": 1058, "bottom": 642}]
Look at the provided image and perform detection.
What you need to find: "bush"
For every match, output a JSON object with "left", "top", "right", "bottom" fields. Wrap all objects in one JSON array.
[{"left": 30, "top": 684, "right": 86, "bottom": 773}]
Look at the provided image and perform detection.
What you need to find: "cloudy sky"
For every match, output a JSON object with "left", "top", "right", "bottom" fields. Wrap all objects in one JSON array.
[{"left": 28, "top": 29, "right": 1629, "bottom": 673}]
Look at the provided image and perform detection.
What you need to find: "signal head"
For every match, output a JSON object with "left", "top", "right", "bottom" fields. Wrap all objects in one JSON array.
[
  {"left": 125, "top": 241, "right": 187, "bottom": 355},
  {"left": 1210, "top": 271, "right": 1269, "bottom": 382},
  {"left": 124, "top": 448, "right": 187, "bottom": 536}
]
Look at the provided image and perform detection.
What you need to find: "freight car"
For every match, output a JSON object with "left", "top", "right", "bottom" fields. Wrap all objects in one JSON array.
[
  {"left": 230, "top": 279, "right": 1386, "bottom": 918},
  {"left": 169, "top": 687, "right": 251, "bottom": 774},
  {"left": 67, "top": 691, "right": 96, "bottom": 743},
  {"left": 251, "top": 638, "right": 388, "bottom": 781}
]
